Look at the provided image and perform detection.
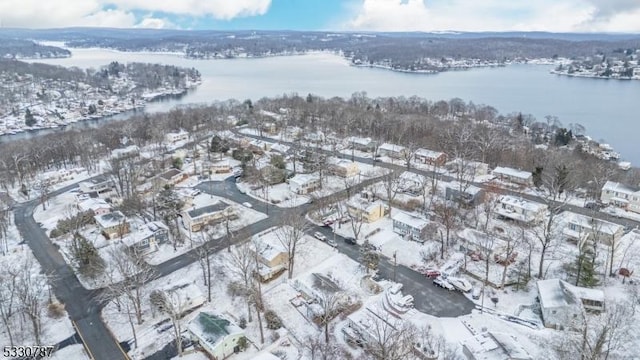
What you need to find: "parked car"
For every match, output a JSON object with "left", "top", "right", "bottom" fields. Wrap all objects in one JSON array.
[
  {"left": 242, "top": 202, "right": 252, "bottom": 208},
  {"left": 424, "top": 269, "right": 441, "bottom": 279},
  {"left": 585, "top": 201, "right": 602, "bottom": 211},
  {"left": 433, "top": 276, "right": 455, "bottom": 291},
  {"left": 472, "top": 287, "right": 482, "bottom": 300},
  {"left": 344, "top": 237, "right": 357, "bottom": 245},
  {"left": 327, "top": 239, "right": 338, "bottom": 248},
  {"left": 448, "top": 277, "right": 473, "bottom": 292},
  {"left": 313, "top": 232, "right": 327, "bottom": 242}
]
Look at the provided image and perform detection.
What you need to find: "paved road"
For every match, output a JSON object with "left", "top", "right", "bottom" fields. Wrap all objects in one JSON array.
[{"left": 13, "top": 187, "right": 127, "bottom": 360}]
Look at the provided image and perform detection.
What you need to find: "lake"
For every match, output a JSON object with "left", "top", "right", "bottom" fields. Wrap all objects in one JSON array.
[{"left": 24, "top": 48, "right": 640, "bottom": 164}]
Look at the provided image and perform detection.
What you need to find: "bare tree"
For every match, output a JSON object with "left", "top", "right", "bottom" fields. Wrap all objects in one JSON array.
[
  {"left": 275, "top": 215, "right": 310, "bottom": 279},
  {"left": 365, "top": 313, "right": 418, "bottom": 360},
  {"left": 433, "top": 201, "right": 459, "bottom": 259},
  {"left": 149, "top": 287, "right": 192, "bottom": 357},
  {"left": 193, "top": 229, "right": 214, "bottom": 302},
  {"left": 15, "top": 255, "right": 48, "bottom": 345},
  {"left": 381, "top": 171, "right": 401, "bottom": 218},
  {"left": 0, "top": 260, "right": 19, "bottom": 346},
  {"left": 226, "top": 242, "right": 256, "bottom": 323}
]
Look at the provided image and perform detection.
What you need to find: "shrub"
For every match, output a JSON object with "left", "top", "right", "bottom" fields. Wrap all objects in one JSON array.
[
  {"left": 264, "top": 310, "right": 283, "bottom": 330},
  {"left": 47, "top": 302, "right": 65, "bottom": 319}
]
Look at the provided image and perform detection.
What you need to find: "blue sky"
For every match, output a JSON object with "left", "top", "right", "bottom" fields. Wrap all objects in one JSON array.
[{"left": 1, "top": 0, "right": 640, "bottom": 33}]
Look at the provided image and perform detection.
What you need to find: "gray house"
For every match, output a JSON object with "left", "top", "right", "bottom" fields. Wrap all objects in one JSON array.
[{"left": 445, "top": 183, "right": 485, "bottom": 207}]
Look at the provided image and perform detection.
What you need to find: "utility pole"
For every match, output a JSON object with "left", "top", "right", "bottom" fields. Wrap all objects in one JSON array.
[{"left": 393, "top": 251, "right": 397, "bottom": 282}]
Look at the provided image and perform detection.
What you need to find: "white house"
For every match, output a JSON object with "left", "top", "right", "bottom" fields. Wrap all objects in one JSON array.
[
  {"left": 492, "top": 166, "right": 533, "bottom": 186},
  {"left": 495, "top": 196, "right": 548, "bottom": 224},
  {"left": 377, "top": 142, "right": 407, "bottom": 159},
  {"left": 461, "top": 331, "right": 533, "bottom": 360},
  {"left": 391, "top": 211, "right": 432, "bottom": 243},
  {"left": 413, "top": 148, "right": 447, "bottom": 166},
  {"left": 77, "top": 198, "right": 112, "bottom": 215},
  {"left": 165, "top": 129, "right": 189, "bottom": 144},
  {"left": 537, "top": 279, "right": 605, "bottom": 329},
  {"left": 111, "top": 145, "right": 140, "bottom": 159},
  {"left": 346, "top": 136, "right": 376, "bottom": 152},
  {"left": 288, "top": 173, "right": 321, "bottom": 195},
  {"left": 187, "top": 312, "right": 245, "bottom": 359},
  {"left": 79, "top": 177, "right": 115, "bottom": 195},
  {"left": 601, "top": 180, "right": 640, "bottom": 213},
  {"left": 562, "top": 212, "right": 624, "bottom": 247}
]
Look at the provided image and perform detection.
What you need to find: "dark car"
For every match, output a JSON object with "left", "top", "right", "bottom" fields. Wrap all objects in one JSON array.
[
  {"left": 344, "top": 237, "right": 357, "bottom": 245},
  {"left": 585, "top": 202, "right": 602, "bottom": 211}
]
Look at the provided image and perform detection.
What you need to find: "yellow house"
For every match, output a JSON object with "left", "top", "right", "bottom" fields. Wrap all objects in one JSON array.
[
  {"left": 94, "top": 211, "right": 130, "bottom": 239},
  {"left": 252, "top": 227, "right": 291, "bottom": 281},
  {"left": 182, "top": 201, "right": 235, "bottom": 232},
  {"left": 346, "top": 199, "right": 386, "bottom": 223},
  {"left": 329, "top": 159, "right": 359, "bottom": 178}
]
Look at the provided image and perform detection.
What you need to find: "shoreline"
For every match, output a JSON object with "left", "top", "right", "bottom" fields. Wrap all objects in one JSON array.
[{"left": 550, "top": 70, "right": 640, "bottom": 81}]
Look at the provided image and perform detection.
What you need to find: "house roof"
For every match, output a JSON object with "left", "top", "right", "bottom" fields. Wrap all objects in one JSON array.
[
  {"left": 603, "top": 180, "right": 640, "bottom": 195},
  {"left": 415, "top": 148, "right": 445, "bottom": 159},
  {"left": 289, "top": 173, "right": 320, "bottom": 186},
  {"left": 94, "top": 210, "right": 127, "bottom": 228},
  {"left": 270, "top": 143, "right": 290, "bottom": 154},
  {"left": 159, "top": 168, "right": 183, "bottom": 180},
  {"left": 347, "top": 136, "right": 373, "bottom": 146},
  {"left": 347, "top": 199, "right": 385, "bottom": 213},
  {"left": 122, "top": 221, "right": 168, "bottom": 247},
  {"left": 252, "top": 228, "right": 289, "bottom": 263},
  {"left": 446, "top": 182, "right": 483, "bottom": 195},
  {"left": 564, "top": 212, "right": 623, "bottom": 236},
  {"left": 391, "top": 210, "right": 429, "bottom": 230},
  {"left": 461, "top": 332, "right": 533, "bottom": 360},
  {"left": 492, "top": 166, "right": 532, "bottom": 180},
  {"left": 187, "top": 312, "right": 243, "bottom": 350},
  {"left": 537, "top": 279, "right": 578, "bottom": 309},
  {"left": 187, "top": 201, "right": 230, "bottom": 220},
  {"left": 111, "top": 145, "right": 139, "bottom": 158},
  {"left": 499, "top": 196, "right": 547, "bottom": 212},
  {"left": 78, "top": 198, "right": 112, "bottom": 213},
  {"left": 379, "top": 143, "right": 406, "bottom": 153}
]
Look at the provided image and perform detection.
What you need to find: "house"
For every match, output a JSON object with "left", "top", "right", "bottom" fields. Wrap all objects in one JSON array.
[
  {"left": 111, "top": 145, "right": 140, "bottom": 159},
  {"left": 397, "top": 172, "right": 426, "bottom": 196},
  {"left": 328, "top": 159, "right": 359, "bottom": 178},
  {"left": 537, "top": 279, "right": 605, "bottom": 329},
  {"left": 77, "top": 198, "right": 112, "bottom": 215},
  {"left": 182, "top": 201, "right": 235, "bottom": 232},
  {"left": 165, "top": 129, "right": 189, "bottom": 144},
  {"left": 347, "top": 136, "right": 377, "bottom": 152},
  {"left": 377, "top": 143, "right": 408, "bottom": 159},
  {"left": 79, "top": 177, "right": 115, "bottom": 195},
  {"left": 260, "top": 121, "right": 278, "bottom": 135},
  {"left": 495, "top": 196, "right": 548, "bottom": 224},
  {"left": 288, "top": 173, "right": 321, "bottom": 195},
  {"left": 601, "top": 180, "right": 640, "bottom": 213},
  {"left": 252, "top": 228, "right": 290, "bottom": 281},
  {"left": 446, "top": 159, "right": 489, "bottom": 177},
  {"left": 346, "top": 198, "right": 386, "bottom": 223},
  {"left": 123, "top": 221, "right": 169, "bottom": 255},
  {"left": 562, "top": 212, "right": 624, "bottom": 247},
  {"left": 210, "top": 160, "right": 232, "bottom": 174},
  {"left": 457, "top": 228, "right": 513, "bottom": 258},
  {"left": 94, "top": 211, "right": 130, "bottom": 239},
  {"left": 492, "top": 166, "right": 533, "bottom": 186},
  {"left": 155, "top": 169, "right": 188, "bottom": 187},
  {"left": 304, "top": 131, "right": 325, "bottom": 143},
  {"left": 391, "top": 211, "right": 432, "bottom": 243},
  {"left": 461, "top": 331, "right": 533, "bottom": 360},
  {"left": 445, "top": 183, "right": 484, "bottom": 207},
  {"left": 187, "top": 312, "right": 245, "bottom": 359},
  {"left": 414, "top": 148, "right": 447, "bottom": 166},
  {"left": 249, "top": 139, "right": 271, "bottom": 152},
  {"left": 154, "top": 283, "right": 206, "bottom": 316}
]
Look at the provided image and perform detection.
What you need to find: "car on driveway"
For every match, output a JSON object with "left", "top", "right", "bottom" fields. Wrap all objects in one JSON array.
[
  {"left": 327, "top": 239, "right": 338, "bottom": 248},
  {"left": 313, "top": 232, "right": 327, "bottom": 241}
]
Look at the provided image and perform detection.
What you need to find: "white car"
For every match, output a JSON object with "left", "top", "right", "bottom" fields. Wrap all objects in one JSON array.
[
  {"left": 447, "top": 277, "right": 472, "bottom": 292},
  {"left": 327, "top": 239, "right": 338, "bottom": 248},
  {"left": 242, "top": 202, "right": 252, "bottom": 208},
  {"left": 433, "top": 276, "right": 455, "bottom": 291},
  {"left": 313, "top": 232, "right": 327, "bottom": 241}
]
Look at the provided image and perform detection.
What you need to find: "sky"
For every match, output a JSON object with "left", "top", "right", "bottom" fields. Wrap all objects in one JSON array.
[{"left": 1, "top": 0, "right": 640, "bottom": 33}]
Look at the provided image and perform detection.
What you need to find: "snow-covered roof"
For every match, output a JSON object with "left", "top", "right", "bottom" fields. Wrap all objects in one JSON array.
[
  {"left": 270, "top": 143, "right": 290, "bottom": 154},
  {"left": 564, "top": 212, "right": 623, "bottom": 237},
  {"left": 602, "top": 180, "right": 640, "bottom": 195},
  {"left": 187, "top": 312, "right": 243, "bottom": 350},
  {"left": 498, "top": 196, "right": 547, "bottom": 212},
  {"left": 111, "top": 145, "right": 139, "bottom": 158},
  {"left": 461, "top": 332, "right": 533, "bottom": 360},
  {"left": 78, "top": 198, "right": 112, "bottom": 213},
  {"left": 492, "top": 166, "right": 532, "bottom": 180},
  {"left": 446, "top": 182, "right": 483, "bottom": 195},
  {"left": 289, "top": 173, "right": 320, "bottom": 187},
  {"left": 347, "top": 136, "right": 373, "bottom": 146},
  {"left": 186, "top": 201, "right": 230, "bottom": 220},
  {"left": 211, "top": 160, "right": 231, "bottom": 168},
  {"left": 391, "top": 210, "right": 429, "bottom": 230},
  {"left": 347, "top": 198, "right": 385, "bottom": 213},
  {"left": 252, "top": 228, "right": 289, "bottom": 263},
  {"left": 379, "top": 142, "right": 406, "bottom": 153},
  {"left": 415, "top": 148, "right": 445, "bottom": 159},
  {"left": 457, "top": 228, "right": 509, "bottom": 252},
  {"left": 537, "top": 279, "right": 577, "bottom": 309},
  {"left": 94, "top": 210, "right": 127, "bottom": 228},
  {"left": 122, "top": 221, "right": 168, "bottom": 247}
]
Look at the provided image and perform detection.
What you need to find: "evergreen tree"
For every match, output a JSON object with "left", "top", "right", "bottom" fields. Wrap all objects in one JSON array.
[
  {"left": 532, "top": 166, "right": 543, "bottom": 188},
  {"left": 24, "top": 108, "right": 36, "bottom": 126}
]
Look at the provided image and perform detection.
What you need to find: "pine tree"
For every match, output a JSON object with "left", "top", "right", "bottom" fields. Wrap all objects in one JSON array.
[{"left": 25, "top": 108, "right": 36, "bottom": 126}]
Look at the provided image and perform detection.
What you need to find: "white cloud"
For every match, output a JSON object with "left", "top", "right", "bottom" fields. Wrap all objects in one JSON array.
[
  {"left": 0, "top": 0, "right": 271, "bottom": 28},
  {"left": 346, "top": 0, "right": 640, "bottom": 32},
  {"left": 135, "top": 17, "right": 177, "bottom": 30}
]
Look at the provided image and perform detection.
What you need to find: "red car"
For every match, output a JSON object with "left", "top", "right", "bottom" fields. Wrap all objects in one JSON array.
[{"left": 424, "top": 270, "right": 441, "bottom": 279}]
